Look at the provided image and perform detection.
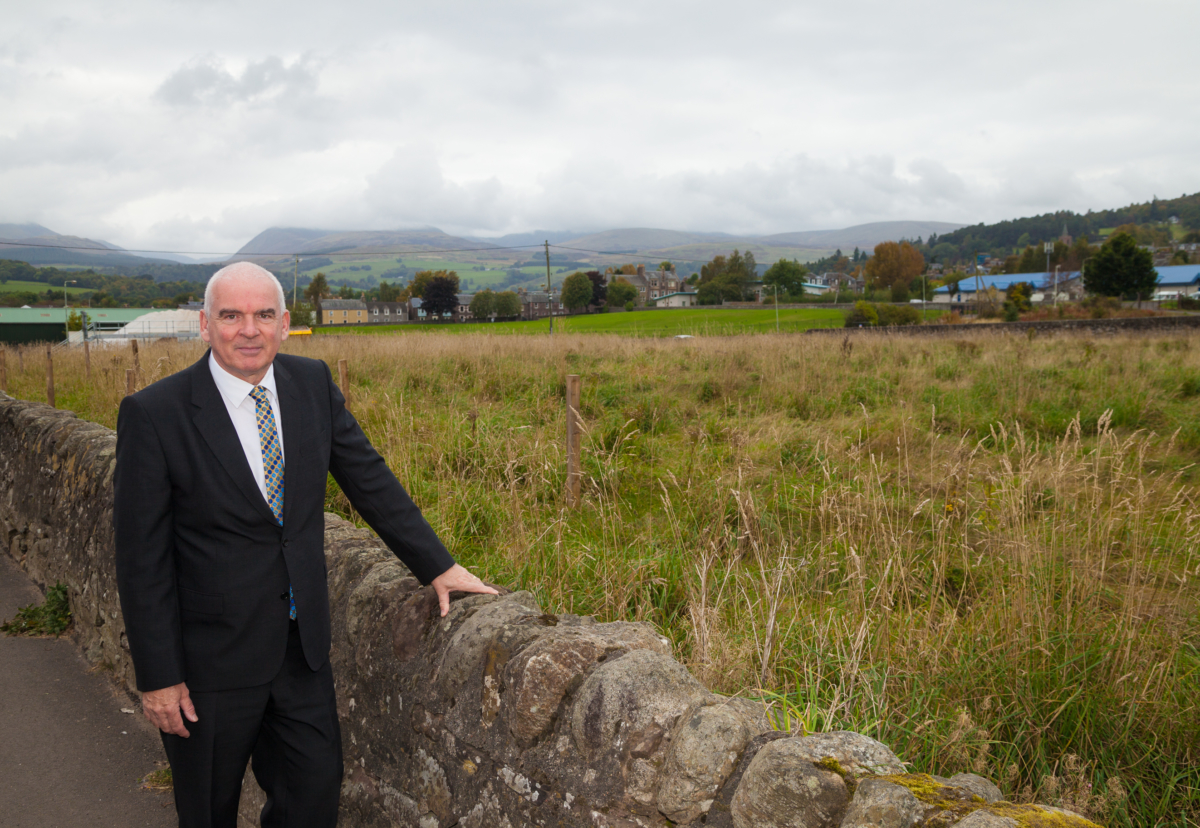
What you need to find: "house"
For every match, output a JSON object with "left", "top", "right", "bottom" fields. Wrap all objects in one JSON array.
[
  {"left": 319, "top": 299, "right": 368, "bottom": 326},
  {"left": 520, "top": 291, "right": 565, "bottom": 320},
  {"left": 454, "top": 294, "right": 474, "bottom": 323},
  {"left": 654, "top": 291, "right": 699, "bottom": 308},
  {"left": 643, "top": 265, "right": 684, "bottom": 301},
  {"left": 366, "top": 301, "right": 407, "bottom": 324}
]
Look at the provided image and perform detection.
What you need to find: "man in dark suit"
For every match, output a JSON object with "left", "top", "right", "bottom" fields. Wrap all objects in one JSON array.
[{"left": 114, "top": 262, "right": 496, "bottom": 828}]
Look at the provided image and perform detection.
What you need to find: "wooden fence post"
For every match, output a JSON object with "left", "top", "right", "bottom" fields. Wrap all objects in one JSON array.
[
  {"left": 565, "top": 374, "right": 582, "bottom": 508},
  {"left": 0, "top": 347, "right": 6, "bottom": 394},
  {"left": 17, "top": 346, "right": 24, "bottom": 373},
  {"left": 126, "top": 368, "right": 135, "bottom": 397},
  {"left": 46, "top": 345, "right": 55, "bottom": 408},
  {"left": 338, "top": 359, "right": 350, "bottom": 408},
  {"left": 130, "top": 339, "right": 140, "bottom": 376}
]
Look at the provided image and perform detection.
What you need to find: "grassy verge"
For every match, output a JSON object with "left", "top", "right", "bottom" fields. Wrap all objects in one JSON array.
[{"left": 4, "top": 331, "right": 1198, "bottom": 825}]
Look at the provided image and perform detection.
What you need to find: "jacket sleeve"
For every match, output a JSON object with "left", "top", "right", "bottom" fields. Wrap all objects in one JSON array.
[
  {"left": 114, "top": 394, "right": 186, "bottom": 692},
  {"left": 323, "top": 363, "right": 456, "bottom": 585}
]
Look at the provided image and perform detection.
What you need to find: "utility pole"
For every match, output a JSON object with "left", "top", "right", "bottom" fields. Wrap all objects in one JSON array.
[
  {"left": 294, "top": 256, "right": 300, "bottom": 311},
  {"left": 545, "top": 240, "right": 553, "bottom": 335},
  {"left": 64, "top": 280, "right": 77, "bottom": 341},
  {"left": 773, "top": 284, "right": 780, "bottom": 332}
]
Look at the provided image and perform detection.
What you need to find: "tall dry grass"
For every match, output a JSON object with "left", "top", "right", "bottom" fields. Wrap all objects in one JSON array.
[{"left": 3, "top": 330, "right": 1198, "bottom": 826}]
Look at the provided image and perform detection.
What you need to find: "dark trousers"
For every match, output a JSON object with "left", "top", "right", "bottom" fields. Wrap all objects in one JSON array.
[{"left": 161, "top": 622, "right": 343, "bottom": 828}]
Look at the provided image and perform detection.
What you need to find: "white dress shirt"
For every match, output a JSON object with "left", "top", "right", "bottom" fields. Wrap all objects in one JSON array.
[{"left": 208, "top": 353, "right": 285, "bottom": 506}]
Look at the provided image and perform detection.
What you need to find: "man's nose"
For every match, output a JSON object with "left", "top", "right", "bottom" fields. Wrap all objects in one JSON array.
[{"left": 238, "top": 316, "right": 260, "bottom": 337}]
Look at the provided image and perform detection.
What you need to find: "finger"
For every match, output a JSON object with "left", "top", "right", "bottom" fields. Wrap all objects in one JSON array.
[
  {"left": 179, "top": 692, "right": 199, "bottom": 723},
  {"left": 438, "top": 586, "right": 450, "bottom": 618},
  {"left": 165, "top": 708, "right": 190, "bottom": 738}
]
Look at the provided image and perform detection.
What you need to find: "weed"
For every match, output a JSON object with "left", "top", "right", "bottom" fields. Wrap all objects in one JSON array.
[{"left": 1, "top": 582, "right": 71, "bottom": 636}]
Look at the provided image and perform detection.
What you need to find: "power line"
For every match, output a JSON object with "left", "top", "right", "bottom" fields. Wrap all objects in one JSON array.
[{"left": 0, "top": 239, "right": 546, "bottom": 257}]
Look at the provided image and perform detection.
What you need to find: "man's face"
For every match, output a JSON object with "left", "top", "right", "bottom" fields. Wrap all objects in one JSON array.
[{"left": 200, "top": 274, "right": 289, "bottom": 384}]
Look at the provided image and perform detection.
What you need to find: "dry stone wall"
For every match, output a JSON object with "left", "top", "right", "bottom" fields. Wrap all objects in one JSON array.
[{"left": 0, "top": 394, "right": 1102, "bottom": 828}]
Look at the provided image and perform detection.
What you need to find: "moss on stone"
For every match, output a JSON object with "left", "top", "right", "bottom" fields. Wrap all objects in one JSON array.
[
  {"left": 814, "top": 756, "right": 857, "bottom": 796},
  {"left": 876, "top": 774, "right": 1101, "bottom": 828},
  {"left": 986, "top": 802, "right": 1100, "bottom": 827}
]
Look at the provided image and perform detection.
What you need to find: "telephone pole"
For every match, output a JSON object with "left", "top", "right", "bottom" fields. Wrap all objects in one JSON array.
[{"left": 545, "top": 240, "right": 553, "bottom": 335}]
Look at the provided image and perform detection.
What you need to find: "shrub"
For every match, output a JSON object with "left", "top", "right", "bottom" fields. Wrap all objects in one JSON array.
[
  {"left": 877, "top": 304, "right": 921, "bottom": 326},
  {"left": 844, "top": 300, "right": 880, "bottom": 327}
]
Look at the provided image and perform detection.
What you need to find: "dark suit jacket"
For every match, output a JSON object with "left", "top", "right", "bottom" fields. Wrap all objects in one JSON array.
[{"left": 114, "top": 351, "right": 454, "bottom": 693}]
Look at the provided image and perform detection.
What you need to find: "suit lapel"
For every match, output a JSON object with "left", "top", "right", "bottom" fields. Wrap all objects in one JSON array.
[
  {"left": 274, "top": 357, "right": 304, "bottom": 529},
  {"left": 190, "top": 351, "right": 280, "bottom": 526}
]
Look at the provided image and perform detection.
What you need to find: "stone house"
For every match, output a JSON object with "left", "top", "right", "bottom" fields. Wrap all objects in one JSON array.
[
  {"left": 365, "top": 301, "right": 407, "bottom": 324},
  {"left": 520, "top": 291, "right": 565, "bottom": 320}
]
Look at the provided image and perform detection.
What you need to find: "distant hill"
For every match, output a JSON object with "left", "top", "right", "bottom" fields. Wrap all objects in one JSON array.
[
  {"left": 467, "top": 230, "right": 581, "bottom": 248},
  {"left": 929, "top": 193, "right": 1200, "bottom": 262},
  {"left": 760, "top": 221, "right": 967, "bottom": 250},
  {"left": 559, "top": 228, "right": 736, "bottom": 253},
  {"left": 0, "top": 226, "right": 180, "bottom": 268},
  {"left": 0, "top": 223, "right": 59, "bottom": 240},
  {"left": 235, "top": 227, "right": 498, "bottom": 261}
]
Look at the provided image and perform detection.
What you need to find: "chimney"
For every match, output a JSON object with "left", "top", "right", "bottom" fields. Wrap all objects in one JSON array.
[{"left": 636, "top": 264, "right": 645, "bottom": 277}]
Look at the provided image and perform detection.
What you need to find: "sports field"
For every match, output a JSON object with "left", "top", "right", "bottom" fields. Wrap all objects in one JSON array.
[{"left": 312, "top": 307, "right": 846, "bottom": 337}]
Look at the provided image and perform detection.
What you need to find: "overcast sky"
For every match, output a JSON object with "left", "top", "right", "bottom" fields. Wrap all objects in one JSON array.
[{"left": 3, "top": 0, "right": 1197, "bottom": 254}]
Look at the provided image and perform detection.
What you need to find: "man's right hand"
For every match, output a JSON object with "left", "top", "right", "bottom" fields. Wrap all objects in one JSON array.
[{"left": 142, "top": 682, "right": 198, "bottom": 737}]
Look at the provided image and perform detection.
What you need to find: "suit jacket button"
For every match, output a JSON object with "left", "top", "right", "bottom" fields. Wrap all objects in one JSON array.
[
  {"left": 280, "top": 592, "right": 288, "bottom": 601},
  {"left": 282, "top": 539, "right": 289, "bottom": 547}
]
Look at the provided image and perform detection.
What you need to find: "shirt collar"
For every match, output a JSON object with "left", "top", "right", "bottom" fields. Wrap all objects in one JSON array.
[{"left": 208, "top": 351, "right": 278, "bottom": 409}]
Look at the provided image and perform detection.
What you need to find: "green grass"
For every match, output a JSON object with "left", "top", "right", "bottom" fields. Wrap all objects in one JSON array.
[
  {"left": 7, "top": 331, "right": 1200, "bottom": 826},
  {"left": 0, "top": 280, "right": 92, "bottom": 295},
  {"left": 314, "top": 307, "right": 845, "bottom": 337}
]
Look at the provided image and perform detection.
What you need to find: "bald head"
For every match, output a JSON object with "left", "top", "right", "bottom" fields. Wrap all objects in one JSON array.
[{"left": 204, "top": 262, "right": 286, "bottom": 318}]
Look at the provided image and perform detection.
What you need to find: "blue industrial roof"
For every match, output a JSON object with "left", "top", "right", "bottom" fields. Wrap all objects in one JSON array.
[
  {"left": 935, "top": 264, "right": 1200, "bottom": 293},
  {"left": 1155, "top": 264, "right": 1200, "bottom": 286}
]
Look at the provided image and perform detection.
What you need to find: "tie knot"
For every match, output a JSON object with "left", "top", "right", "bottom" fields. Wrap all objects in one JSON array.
[{"left": 250, "top": 385, "right": 269, "bottom": 402}]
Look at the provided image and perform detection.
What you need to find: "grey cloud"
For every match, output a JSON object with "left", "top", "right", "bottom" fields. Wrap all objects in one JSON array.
[{"left": 154, "top": 55, "right": 319, "bottom": 107}]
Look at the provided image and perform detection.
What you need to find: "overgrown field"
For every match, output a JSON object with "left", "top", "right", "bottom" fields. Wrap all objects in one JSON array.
[
  {"left": 317, "top": 307, "right": 847, "bottom": 337},
  {"left": 4, "top": 330, "right": 1199, "bottom": 826}
]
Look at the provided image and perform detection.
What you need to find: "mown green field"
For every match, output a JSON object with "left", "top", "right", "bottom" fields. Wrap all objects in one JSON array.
[
  {"left": 314, "top": 307, "right": 846, "bottom": 337},
  {"left": 305, "top": 255, "right": 560, "bottom": 292},
  {"left": 0, "top": 279, "right": 91, "bottom": 295}
]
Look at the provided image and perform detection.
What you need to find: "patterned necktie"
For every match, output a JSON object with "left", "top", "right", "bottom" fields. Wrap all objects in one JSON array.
[{"left": 249, "top": 386, "right": 294, "bottom": 620}]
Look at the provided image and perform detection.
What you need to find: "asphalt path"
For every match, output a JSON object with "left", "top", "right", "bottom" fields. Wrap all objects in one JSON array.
[{"left": 0, "top": 553, "right": 175, "bottom": 827}]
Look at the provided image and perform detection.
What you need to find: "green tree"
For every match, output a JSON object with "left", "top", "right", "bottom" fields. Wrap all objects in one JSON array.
[
  {"left": 586, "top": 271, "right": 607, "bottom": 306},
  {"left": 66, "top": 310, "right": 82, "bottom": 331},
  {"left": 304, "top": 272, "right": 329, "bottom": 304},
  {"left": 469, "top": 290, "right": 496, "bottom": 320},
  {"left": 561, "top": 272, "right": 594, "bottom": 312},
  {"left": 889, "top": 281, "right": 910, "bottom": 303},
  {"left": 606, "top": 277, "right": 639, "bottom": 308},
  {"left": 1085, "top": 232, "right": 1157, "bottom": 300},
  {"left": 494, "top": 290, "right": 522, "bottom": 319},
  {"left": 336, "top": 283, "right": 359, "bottom": 299},
  {"left": 377, "top": 280, "right": 401, "bottom": 302},
  {"left": 408, "top": 269, "right": 459, "bottom": 300},
  {"left": 762, "top": 259, "right": 808, "bottom": 299},
  {"left": 697, "top": 249, "right": 756, "bottom": 303},
  {"left": 658, "top": 261, "right": 674, "bottom": 272},
  {"left": 422, "top": 275, "right": 460, "bottom": 318}
]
